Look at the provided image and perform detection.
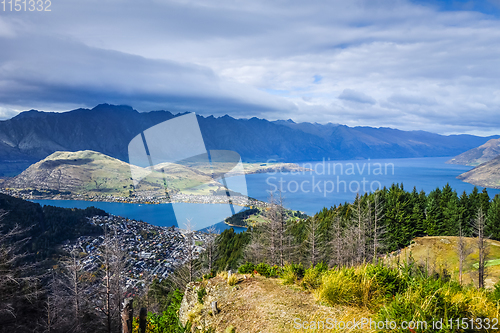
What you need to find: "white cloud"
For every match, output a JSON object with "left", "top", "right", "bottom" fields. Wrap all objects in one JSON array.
[
  {"left": 339, "top": 89, "right": 377, "bottom": 105},
  {"left": 0, "top": 0, "right": 500, "bottom": 135}
]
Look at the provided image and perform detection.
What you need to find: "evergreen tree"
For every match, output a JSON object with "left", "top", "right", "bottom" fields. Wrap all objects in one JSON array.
[
  {"left": 486, "top": 194, "right": 500, "bottom": 240},
  {"left": 424, "top": 188, "right": 443, "bottom": 236},
  {"left": 442, "top": 185, "right": 460, "bottom": 236}
]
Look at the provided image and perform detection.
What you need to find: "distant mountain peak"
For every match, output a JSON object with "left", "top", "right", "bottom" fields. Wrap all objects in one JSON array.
[
  {"left": 447, "top": 138, "right": 500, "bottom": 166},
  {"left": 0, "top": 103, "right": 498, "bottom": 177},
  {"left": 90, "top": 103, "right": 137, "bottom": 113}
]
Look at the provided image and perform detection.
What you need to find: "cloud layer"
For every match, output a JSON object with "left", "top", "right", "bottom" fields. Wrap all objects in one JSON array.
[{"left": 1, "top": 0, "right": 500, "bottom": 135}]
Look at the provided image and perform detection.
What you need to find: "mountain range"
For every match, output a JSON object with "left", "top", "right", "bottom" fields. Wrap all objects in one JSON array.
[{"left": 1, "top": 104, "right": 498, "bottom": 175}]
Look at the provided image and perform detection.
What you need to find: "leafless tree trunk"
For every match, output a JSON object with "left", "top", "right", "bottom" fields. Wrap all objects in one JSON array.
[
  {"left": 94, "top": 226, "right": 128, "bottom": 333},
  {"left": 203, "top": 226, "right": 219, "bottom": 275},
  {"left": 328, "top": 215, "right": 343, "bottom": 267},
  {"left": 474, "top": 208, "right": 490, "bottom": 289},
  {"left": 305, "top": 217, "right": 322, "bottom": 267},
  {"left": 455, "top": 225, "right": 473, "bottom": 285},
  {"left": 373, "top": 192, "right": 385, "bottom": 260},
  {"left": 169, "top": 219, "right": 202, "bottom": 290},
  {"left": 260, "top": 191, "right": 292, "bottom": 267},
  {"left": 0, "top": 211, "right": 37, "bottom": 320}
]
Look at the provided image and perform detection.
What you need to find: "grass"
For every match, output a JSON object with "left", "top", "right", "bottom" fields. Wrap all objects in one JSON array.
[
  {"left": 309, "top": 262, "right": 500, "bottom": 332},
  {"left": 386, "top": 236, "right": 500, "bottom": 288},
  {"left": 239, "top": 255, "right": 500, "bottom": 332},
  {"left": 473, "top": 258, "right": 500, "bottom": 269},
  {"left": 227, "top": 274, "right": 238, "bottom": 286}
]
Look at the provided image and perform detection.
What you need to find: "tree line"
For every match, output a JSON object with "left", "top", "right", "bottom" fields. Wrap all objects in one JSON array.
[{"left": 242, "top": 184, "right": 499, "bottom": 287}]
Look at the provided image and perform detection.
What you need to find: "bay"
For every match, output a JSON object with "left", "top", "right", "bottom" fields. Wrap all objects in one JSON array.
[
  {"left": 31, "top": 199, "right": 247, "bottom": 233},
  {"left": 246, "top": 156, "right": 500, "bottom": 215},
  {"left": 32, "top": 157, "right": 500, "bottom": 232}
]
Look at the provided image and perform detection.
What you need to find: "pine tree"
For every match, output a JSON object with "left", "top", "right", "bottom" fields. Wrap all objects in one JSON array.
[
  {"left": 486, "top": 194, "right": 500, "bottom": 240},
  {"left": 424, "top": 188, "right": 443, "bottom": 236}
]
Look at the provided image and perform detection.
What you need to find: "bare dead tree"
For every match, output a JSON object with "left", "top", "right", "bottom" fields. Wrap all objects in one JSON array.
[
  {"left": 328, "top": 215, "right": 343, "bottom": 267},
  {"left": 455, "top": 224, "right": 473, "bottom": 285},
  {"left": 168, "top": 219, "right": 202, "bottom": 290},
  {"left": 203, "top": 226, "right": 219, "bottom": 275},
  {"left": 473, "top": 208, "right": 490, "bottom": 289},
  {"left": 272, "top": 192, "right": 288, "bottom": 268},
  {"left": 251, "top": 191, "right": 293, "bottom": 267},
  {"left": 92, "top": 227, "right": 128, "bottom": 333},
  {"left": 350, "top": 194, "right": 367, "bottom": 263},
  {"left": 51, "top": 250, "right": 87, "bottom": 333},
  {"left": 244, "top": 226, "right": 266, "bottom": 264},
  {"left": 0, "top": 211, "right": 38, "bottom": 322},
  {"left": 304, "top": 217, "right": 322, "bottom": 267}
]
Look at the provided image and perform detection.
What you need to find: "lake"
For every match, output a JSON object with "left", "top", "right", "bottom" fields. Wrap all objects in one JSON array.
[{"left": 32, "top": 157, "right": 500, "bottom": 232}]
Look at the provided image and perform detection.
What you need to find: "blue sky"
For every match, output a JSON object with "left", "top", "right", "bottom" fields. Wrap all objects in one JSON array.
[
  {"left": 1, "top": 0, "right": 500, "bottom": 136},
  {"left": 412, "top": 0, "right": 500, "bottom": 15}
]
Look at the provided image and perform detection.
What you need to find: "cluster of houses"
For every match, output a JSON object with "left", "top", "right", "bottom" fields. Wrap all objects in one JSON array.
[{"left": 61, "top": 215, "right": 211, "bottom": 292}]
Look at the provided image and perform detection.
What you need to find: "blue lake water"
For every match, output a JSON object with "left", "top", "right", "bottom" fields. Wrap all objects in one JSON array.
[
  {"left": 246, "top": 156, "right": 500, "bottom": 214},
  {"left": 32, "top": 157, "right": 500, "bottom": 232}
]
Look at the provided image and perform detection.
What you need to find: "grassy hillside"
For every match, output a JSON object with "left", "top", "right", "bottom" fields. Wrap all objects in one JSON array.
[
  {"left": 2, "top": 150, "right": 172, "bottom": 197},
  {"left": 1, "top": 150, "right": 310, "bottom": 198},
  {"left": 386, "top": 236, "right": 500, "bottom": 288}
]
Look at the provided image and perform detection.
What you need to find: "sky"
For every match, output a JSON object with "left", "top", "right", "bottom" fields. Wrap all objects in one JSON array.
[{"left": 1, "top": 0, "right": 500, "bottom": 135}]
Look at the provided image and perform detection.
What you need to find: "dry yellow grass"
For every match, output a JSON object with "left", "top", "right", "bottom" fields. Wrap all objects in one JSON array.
[
  {"left": 386, "top": 236, "right": 500, "bottom": 288},
  {"left": 181, "top": 275, "right": 376, "bottom": 332}
]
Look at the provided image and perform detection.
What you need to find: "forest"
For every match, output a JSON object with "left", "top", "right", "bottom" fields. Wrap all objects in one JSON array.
[{"left": 0, "top": 183, "right": 499, "bottom": 332}]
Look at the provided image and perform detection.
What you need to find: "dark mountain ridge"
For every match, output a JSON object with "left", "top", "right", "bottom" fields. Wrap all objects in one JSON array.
[{"left": 0, "top": 104, "right": 498, "bottom": 175}]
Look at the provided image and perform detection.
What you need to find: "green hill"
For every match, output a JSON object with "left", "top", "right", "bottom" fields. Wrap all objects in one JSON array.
[
  {"left": 1, "top": 150, "right": 311, "bottom": 199},
  {"left": 387, "top": 236, "right": 500, "bottom": 288}
]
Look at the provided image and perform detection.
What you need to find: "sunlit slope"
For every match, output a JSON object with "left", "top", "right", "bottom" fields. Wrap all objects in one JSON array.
[
  {"left": 1, "top": 150, "right": 218, "bottom": 197},
  {"left": 2, "top": 150, "right": 310, "bottom": 198},
  {"left": 388, "top": 236, "right": 500, "bottom": 288}
]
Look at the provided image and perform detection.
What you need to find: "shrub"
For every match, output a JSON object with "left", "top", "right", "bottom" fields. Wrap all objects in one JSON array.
[
  {"left": 227, "top": 274, "right": 238, "bottom": 286},
  {"left": 377, "top": 275, "right": 500, "bottom": 332},
  {"left": 268, "top": 265, "right": 282, "bottom": 277},
  {"left": 302, "top": 264, "right": 326, "bottom": 290},
  {"left": 238, "top": 262, "right": 255, "bottom": 274},
  {"left": 197, "top": 287, "right": 207, "bottom": 304},
  {"left": 314, "top": 261, "right": 328, "bottom": 273},
  {"left": 283, "top": 262, "right": 305, "bottom": 279},
  {"left": 280, "top": 264, "right": 299, "bottom": 285},
  {"left": 315, "top": 265, "right": 383, "bottom": 308},
  {"left": 491, "top": 281, "right": 500, "bottom": 302},
  {"left": 225, "top": 325, "right": 236, "bottom": 333},
  {"left": 203, "top": 270, "right": 216, "bottom": 280},
  {"left": 365, "top": 262, "right": 406, "bottom": 297},
  {"left": 255, "top": 263, "right": 271, "bottom": 277},
  {"left": 134, "top": 289, "right": 191, "bottom": 333}
]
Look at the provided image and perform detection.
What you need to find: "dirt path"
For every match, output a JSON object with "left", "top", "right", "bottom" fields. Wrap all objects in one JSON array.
[{"left": 184, "top": 275, "right": 373, "bottom": 333}]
